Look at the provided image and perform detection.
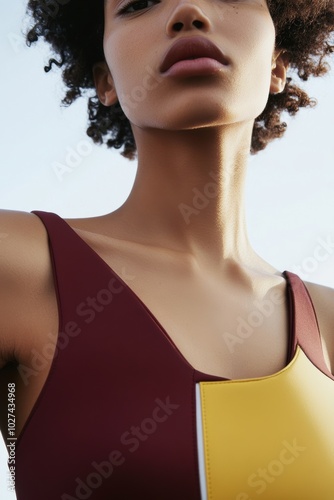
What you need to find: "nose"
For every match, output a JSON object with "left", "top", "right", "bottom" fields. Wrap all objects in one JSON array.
[{"left": 165, "top": 0, "right": 212, "bottom": 35}]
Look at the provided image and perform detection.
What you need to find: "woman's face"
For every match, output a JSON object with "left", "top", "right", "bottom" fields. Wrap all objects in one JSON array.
[{"left": 100, "top": 0, "right": 278, "bottom": 132}]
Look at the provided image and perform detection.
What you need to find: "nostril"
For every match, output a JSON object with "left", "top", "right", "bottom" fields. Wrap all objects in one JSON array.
[
  {"left": 193, "top": 20, "right": 203, "bottom": 28},
  {"left": 173, "top": 22, "right": 184, "bottom": 31}
]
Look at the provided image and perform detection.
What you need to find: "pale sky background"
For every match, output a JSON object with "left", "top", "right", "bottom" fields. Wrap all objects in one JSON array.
[{"left": 1, "top": 2, "right": 334, "bottom": 498}]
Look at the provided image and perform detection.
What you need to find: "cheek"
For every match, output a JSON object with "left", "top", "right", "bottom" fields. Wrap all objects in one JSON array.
[
  {"left": 103, "top": 29, "right": 163, "bottom": 126},
  {"left": 103, "top": 30, "right": 139, "bottom": 99},
  {"left": 228, "top": 12, "right": 276, "bottom": 114}
]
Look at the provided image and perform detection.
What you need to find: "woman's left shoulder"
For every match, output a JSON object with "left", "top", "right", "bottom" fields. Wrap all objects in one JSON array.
[{"left": 303, "top": 280, "right": 334, "bottom": 374}]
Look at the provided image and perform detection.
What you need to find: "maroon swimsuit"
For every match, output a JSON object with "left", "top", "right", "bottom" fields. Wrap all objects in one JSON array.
[{"left": 14, "top": 211, "right": 333, "bottom": 500}]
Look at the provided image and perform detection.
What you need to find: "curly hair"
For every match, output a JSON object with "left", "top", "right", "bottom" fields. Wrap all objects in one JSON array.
[{"left": 25, "top": 0, "right": 334, "bottom": 160}]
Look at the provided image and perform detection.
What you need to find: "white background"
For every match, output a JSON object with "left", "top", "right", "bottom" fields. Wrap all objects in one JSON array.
[{"left": 1, "top": 2, "right": 334, "bottom": 498}]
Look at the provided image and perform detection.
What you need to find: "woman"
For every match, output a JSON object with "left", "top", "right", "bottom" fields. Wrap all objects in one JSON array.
[{"left": 0, "top": 0, "right": 334, "bottom": 498}]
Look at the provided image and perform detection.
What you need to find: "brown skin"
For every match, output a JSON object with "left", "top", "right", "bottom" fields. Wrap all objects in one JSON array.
[{"left": 0, "top": 0, "right": 333, "bottom": 443}]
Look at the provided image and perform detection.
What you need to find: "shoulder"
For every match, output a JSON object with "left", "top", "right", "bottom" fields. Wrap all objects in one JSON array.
[
  {"left": 0, "top": 208, "right": 48, "bottom": 252},
  {"left": 0, "top": 209, "right": 50, "bottom": 280},
  {"left": 0, "top": 210, "right": 57, "bottom": 368},
  {"left": 303, "top": 280, "right": 334, "bottom": 374}
]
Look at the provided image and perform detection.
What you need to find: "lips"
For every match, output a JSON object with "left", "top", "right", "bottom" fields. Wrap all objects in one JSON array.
[{"left": 159, "top": 36, "right": 229, "bottom": 74}]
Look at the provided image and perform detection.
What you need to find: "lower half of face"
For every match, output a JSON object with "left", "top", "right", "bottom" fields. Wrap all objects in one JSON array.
[{"left": 103, "top": 0, "right": 276, "bottom": 133}]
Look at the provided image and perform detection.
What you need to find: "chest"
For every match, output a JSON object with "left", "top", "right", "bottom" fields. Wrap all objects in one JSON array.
[{"left": 88, "top": 238, "right": 289, "bottom": 380}]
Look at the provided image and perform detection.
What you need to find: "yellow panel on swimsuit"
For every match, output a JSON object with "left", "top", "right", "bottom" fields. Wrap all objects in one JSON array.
[{"left": 199, "top": 346, "right": 334, "bottom": 500}]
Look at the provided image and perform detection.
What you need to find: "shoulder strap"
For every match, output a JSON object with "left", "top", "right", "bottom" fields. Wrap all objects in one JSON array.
[{"left": 284, "top": 270, "right": 334, "bottom": 380}]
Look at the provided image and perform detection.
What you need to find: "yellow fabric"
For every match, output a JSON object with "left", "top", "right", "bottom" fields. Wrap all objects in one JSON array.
[{"left": 199, "top": 346, "right": 334, "bottom": 500}]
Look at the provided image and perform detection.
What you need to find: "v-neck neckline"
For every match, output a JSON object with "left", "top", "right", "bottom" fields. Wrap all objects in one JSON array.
[{"left": 58, "top": 214, "right": 293, "bottom": 383}]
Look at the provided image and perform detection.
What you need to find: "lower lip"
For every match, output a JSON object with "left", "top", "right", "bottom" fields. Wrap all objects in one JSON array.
[{"left": 162, "top": 58, "right": 226, "bottom": 77}]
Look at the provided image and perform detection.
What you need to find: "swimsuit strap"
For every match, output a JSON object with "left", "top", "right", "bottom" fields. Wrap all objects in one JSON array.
[{"left": 284, "top": 270, "right": 334, "bottom": 379}]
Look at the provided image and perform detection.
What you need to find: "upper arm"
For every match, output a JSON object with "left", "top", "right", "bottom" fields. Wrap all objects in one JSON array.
[
  {"left": 304, "top": 280, "right": 334, "bottom": 375},
  {"left": 0, "top": 210, "right": 53, "bottom": 369}
]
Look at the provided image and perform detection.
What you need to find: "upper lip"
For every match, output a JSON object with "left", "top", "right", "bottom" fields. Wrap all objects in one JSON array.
[{"left": 160, "top": 36, "right": 228, "bottom": 73}]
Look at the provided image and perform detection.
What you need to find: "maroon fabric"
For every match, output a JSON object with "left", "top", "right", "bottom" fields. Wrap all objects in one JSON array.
[
  {"left": 15, "top": 211, "right": 217, "bottom": 500},
  {"left": 284, "top": 271, "right": 334, "bottom": 380},
  {"left": 13, "top": 211, "right": 333, "bottom": 499}
]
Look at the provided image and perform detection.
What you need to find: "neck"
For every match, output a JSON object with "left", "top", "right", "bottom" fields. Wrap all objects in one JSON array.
[{"left": 114, "top": 123, "right": 258, "bottom": 269}]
